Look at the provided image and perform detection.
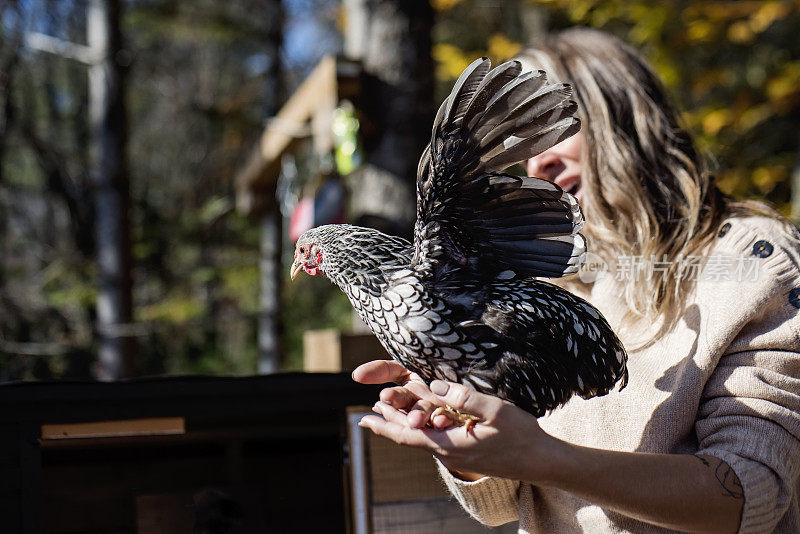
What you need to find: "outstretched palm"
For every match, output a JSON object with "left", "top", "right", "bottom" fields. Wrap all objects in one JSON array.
[{"left": 352, "top": 360, "right": 455, "bottom": 429}]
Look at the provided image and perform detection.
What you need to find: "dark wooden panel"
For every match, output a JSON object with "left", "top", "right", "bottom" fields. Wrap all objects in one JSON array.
[{"left": 0, "top": 373, "right": 382, "bottom": 534}]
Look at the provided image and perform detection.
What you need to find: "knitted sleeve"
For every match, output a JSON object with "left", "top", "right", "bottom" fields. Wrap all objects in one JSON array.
[
  {"left": 435, "top": 459, "right": 521, "bottom": 526},
  {"left": 696, "top": 220, "right": 800, "bottom": 533}
]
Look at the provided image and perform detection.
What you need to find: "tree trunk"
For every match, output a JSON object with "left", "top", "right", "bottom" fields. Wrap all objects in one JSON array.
[
  {"left": 89, "top": 0, "right": 135, "bottom": 380},
  {"left": 258, "top": 204, "right": 281, "bottom": 373},
  {"left": 258, "top": 0, "right": 284, "bottom": 373}
]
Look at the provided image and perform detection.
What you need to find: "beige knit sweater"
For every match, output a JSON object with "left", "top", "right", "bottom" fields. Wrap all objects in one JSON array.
[{"left": 437, "top": 215, "right": 800, "bottom": 533}]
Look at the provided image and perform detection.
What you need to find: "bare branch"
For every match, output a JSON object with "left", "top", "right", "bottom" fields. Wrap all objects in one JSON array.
[{"left": 23, "top": 31, "right": 99, "bottom": 65}]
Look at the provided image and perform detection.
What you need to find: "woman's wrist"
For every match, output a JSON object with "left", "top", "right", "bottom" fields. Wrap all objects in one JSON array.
[{"left": 518, "top": 429, "right": 574, "bottom": 487}]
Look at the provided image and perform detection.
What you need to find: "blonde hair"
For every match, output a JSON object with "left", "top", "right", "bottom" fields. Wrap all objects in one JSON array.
[{"left": 517, "top": 28, "right": 791, "bottom": 346}]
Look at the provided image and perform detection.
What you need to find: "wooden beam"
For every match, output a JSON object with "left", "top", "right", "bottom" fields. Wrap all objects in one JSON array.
[
  {"left": 235, "top": 56, "right": 363, "bottom": 215},
  {"left": 236, "top": 56, "right": 337, "bottom": 214}
]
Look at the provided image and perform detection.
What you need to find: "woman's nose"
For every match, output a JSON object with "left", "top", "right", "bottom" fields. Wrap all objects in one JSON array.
[{"left": 527, "top": 153, "right": 564, "bottom": 181}]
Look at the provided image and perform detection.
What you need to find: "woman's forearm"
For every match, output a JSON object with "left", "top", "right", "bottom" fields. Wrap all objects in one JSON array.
[{"left": 532, "top": 438, "right": 744, "bottom": 534}]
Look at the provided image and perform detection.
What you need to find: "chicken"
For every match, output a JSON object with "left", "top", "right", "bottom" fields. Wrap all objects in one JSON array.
[{"left": 291, "top": 57, "right": 628, "bottom": 426}]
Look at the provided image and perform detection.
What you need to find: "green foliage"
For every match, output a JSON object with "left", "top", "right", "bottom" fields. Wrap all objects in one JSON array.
[
  {"left": 0, "top": 0, "right": 280, "bottom": 379},
  {"left": 434, "top": 0, "right": 800, "bottom": 214},
  {"left": 281, "top": 267, "right": 354, "bottom": 371}
]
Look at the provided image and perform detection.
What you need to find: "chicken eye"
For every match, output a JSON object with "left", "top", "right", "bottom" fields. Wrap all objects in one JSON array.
[{"left": 299, "top": 246, "right": 305, "bottom": 254}]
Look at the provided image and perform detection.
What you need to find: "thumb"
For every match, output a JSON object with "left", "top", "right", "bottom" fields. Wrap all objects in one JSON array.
[
  {"left": 430, "top": 380, "right": 503, "bottom": 420},
  {"left": 352, "top": 360, "right": 410, "bottom": 385}
]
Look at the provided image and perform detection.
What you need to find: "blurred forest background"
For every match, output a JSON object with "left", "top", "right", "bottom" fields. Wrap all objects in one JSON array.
[{"left": 1, "top": 0, "right": 798, "bottom": 381}]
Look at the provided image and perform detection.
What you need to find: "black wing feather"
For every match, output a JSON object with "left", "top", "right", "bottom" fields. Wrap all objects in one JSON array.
[{"left": 413, "top": 58, "right": 584, "bottom": 282}]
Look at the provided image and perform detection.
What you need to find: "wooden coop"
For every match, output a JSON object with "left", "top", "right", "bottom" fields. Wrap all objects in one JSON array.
[{"left": 0, "top": 374, "right": 381, "bottom": 533}]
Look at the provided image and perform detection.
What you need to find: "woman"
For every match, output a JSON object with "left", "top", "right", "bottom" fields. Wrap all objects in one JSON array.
[{"left": 355, "top": 28, "right": 800, "bottom": 533}]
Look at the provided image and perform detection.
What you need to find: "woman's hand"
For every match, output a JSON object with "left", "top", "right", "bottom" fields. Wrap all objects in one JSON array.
[
  {"left": 352, "top": 360, "right": 559, "bottom": 482},
  {"left": 352, "top": 360, "right": 454, "bottom": 429}
]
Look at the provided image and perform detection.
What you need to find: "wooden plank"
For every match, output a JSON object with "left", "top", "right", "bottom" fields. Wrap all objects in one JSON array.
[
  {"left": 304, "top": 329, "right": 342, "bottom": 373},
  {"left": 304, "top": 330, "right": 390, "bottom": 373},
  {"left": 367, "top": 432, "right": 447, "bottom": 504},
  {"left": 41, "top": 417, "right": 185, "bottom": 440}
]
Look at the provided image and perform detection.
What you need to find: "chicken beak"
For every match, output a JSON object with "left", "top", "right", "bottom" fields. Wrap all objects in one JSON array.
[{"left": 290, "top": 260, "right": 303, "bottom": 280}]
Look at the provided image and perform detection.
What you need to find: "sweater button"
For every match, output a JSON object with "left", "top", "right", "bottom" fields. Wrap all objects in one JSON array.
[
  {"left": 752, "top": 240, "right": 773, "bottom": 258},
  {"left": 789, "top": 289, "right": 800, "bottom": 308},
  {"left": 718, "top": 222, "right": 731, "bottom": 237}
]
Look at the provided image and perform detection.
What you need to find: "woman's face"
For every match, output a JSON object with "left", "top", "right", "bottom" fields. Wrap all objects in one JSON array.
[{"left": 526, "top": 131, "right": 583, "bottom": 203}]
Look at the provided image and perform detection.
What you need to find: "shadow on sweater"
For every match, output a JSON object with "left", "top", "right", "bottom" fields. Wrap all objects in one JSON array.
[
  {"left": 595, "top": 305, "right": 704, "bottom": 528},
  {"left": 635, "top": 303, "right": 702, "bottom": 454}
]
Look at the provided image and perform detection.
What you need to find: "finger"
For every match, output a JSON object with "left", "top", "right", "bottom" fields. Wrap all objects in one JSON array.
[
  {"left": 358, "top": 415, "right": 440, "bottom": 450},
  {"left": 403, "top": 380, "right": 444, "bottom": 405},
  {"left": 352, "top": 360, "right": 411, "bottom": 385},
  {"left": 429, "top": 380, "right": 503, "bottom": 420},
  {"left": 431, "top": 411, "right": 457, "bottom": 429},
  {"left": 378, "top": 398, "right": 438, "bottom": 430},
  {"left": 407, "top": 399, "right": 437, "bottom": 429},
  {"left": 379, "top": 386, "right": 419, "bottom": 411},
  {"left": 373, "top": 401, "right": 410, "bottom": 426}
]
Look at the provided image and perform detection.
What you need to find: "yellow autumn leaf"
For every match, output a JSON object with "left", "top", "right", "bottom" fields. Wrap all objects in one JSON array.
[
  {"left": 691, "top": 1, "right": 762, "bottom": 21},
  {"left": 431, "top": 0, "right": 462, "bottom": 11},
  {"left": 687, "top": 19, "right": 714, "bottom": 42},
  {"left": 716, "top": 169, "right": 745, "bottom": 196},
  {"left": 433, "top": 43, "right": 475, "bottom": 81},
  {"left": 736, "top": 103, "right": 774, "bottom": 133},
  {"left": 727, "top": 20, "right": 755, "bottom": 43},
  {"left": 488, "top": 34, "right": 522, "bottom": 62},
  {"left": 651, "top": 52, "right": 680, "bottom": 87},
  {"left": 766, "top": 61, "right": 800, "bottom": 102},
  {"left": 749, "top": 1, "right": 793, "bottom": 34},
  {"left": 702, "top": 108, "right": 731, "bottom": 136},
  {"left": 752, "top": 165, "right": 788, "bottom": 194},
  {"left": 565, "top": 0, "right": 596, "bottom": 22}
]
